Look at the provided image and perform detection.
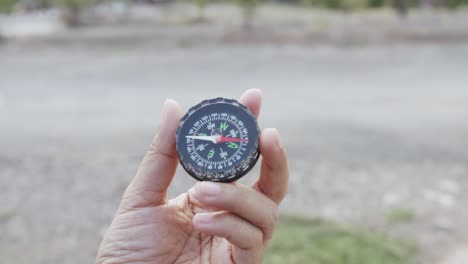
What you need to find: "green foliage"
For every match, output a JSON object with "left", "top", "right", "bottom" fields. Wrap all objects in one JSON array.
[
  {"left": 53, "top": 0, "right": 96, "bottom": 26},
  {"left": 342, "top": 0, "right": 369, "bottom": 9},
  {"left": 194, "top": 0, "right": 208, "bottom": 19},
  {"left": 37, "top": 0, "right": 53, "bottom": 9},
  {"left": 237, "top": 0, "right": 258, "bottom": 16},
  {"left": 302, "top": 0, "right": 369, "bottom": 10},
  {"left": 0, "top": 209, "right": 16, "bottom": 222},
  {"left": 367, "top": 0, "right": 386, "bottom": 8},
  {"left": 265, "top": 215, "right": 418, "bottom": 264},
  {"left": 0, "top": 0, "right": 16, "bottom": 13},
  {"left": 236, "top": 0, "right": 258, "bottom": 29},
  {"left": 195, "top": 0, "right": 208, "bottom": 10},
  {"left": 237, "top": 0, "right": 259, "bottom": 8},
  {"left": 302, "top": 0, "right": 343, "bottom": 9},
  {"left": 301, "top": 0, "right": 468, "bottom": 9},
  {"left": 386, "top": 208, "right": 415, "bottom": 225},
  {"left": 55, "top": 0, "right": 86, "bottom": 12},
  {"left": 445, "top": 0, "right": 468, "bottom": 8}
]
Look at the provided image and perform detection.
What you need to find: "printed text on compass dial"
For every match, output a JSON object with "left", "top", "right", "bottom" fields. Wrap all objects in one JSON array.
[{"left": 185, "top": 112, "right": 249, "bottom": 170}]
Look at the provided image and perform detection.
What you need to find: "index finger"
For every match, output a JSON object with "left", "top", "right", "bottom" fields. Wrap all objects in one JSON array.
[{"left": 239, "top": 88, "right": 263, "bottom": 119}]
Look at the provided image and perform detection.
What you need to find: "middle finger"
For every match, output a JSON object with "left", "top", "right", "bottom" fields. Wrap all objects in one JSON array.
[{"left": 188, "top": 181, "right": 279, "bottom": 240}]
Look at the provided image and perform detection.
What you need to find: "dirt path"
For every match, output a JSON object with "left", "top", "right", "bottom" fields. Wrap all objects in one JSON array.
[{"left": 440, "top": 246, "right": 468, "bottom": 264}]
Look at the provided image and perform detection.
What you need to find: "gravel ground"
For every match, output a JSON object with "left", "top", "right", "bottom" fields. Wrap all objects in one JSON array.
[{"left": 1, "top": 8, "right": 468, "bottom": 263}]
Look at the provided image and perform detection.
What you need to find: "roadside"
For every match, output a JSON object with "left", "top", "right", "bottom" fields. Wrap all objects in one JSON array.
[
  {"left": 1, "top": 3, "right": 468, "bottom": 46},
  {"left": 1, "top": 7, "right": 468, "bottom": 263},
  {"left": 441, "top": 246, "right": 468, "bottom": 264}
]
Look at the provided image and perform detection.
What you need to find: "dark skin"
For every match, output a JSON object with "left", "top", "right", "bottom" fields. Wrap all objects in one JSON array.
[{"left": 96, "top": 89, "right": 289, "bottom": 264}]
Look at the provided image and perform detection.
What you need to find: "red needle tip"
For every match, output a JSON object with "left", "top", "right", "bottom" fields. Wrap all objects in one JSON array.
[{"left": 217, "top": 136, "right": 249, "bottom": 144}]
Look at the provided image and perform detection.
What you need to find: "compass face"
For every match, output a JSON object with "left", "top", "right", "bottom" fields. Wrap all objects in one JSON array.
[{"left": 176, "top": 98, "right": 260, "bottom": 182}]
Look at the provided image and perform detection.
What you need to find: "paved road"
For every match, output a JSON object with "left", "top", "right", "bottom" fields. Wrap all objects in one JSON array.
[{"left": 1, "top": 41, "right": 468, "bottom": 263}]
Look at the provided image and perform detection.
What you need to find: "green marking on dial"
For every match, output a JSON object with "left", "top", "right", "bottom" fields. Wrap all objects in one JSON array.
[
  {"left": 207, "top": 149, "right": 215, "bottom": 159},
  {"left": 220, "top": 122, "right": 229, "bottom": 131},
  {"left": 199, "top": 133, "right": 207, "bottom": 136},
  {"left": 227, "top": 142, "right": 239, "bottom": 149}
]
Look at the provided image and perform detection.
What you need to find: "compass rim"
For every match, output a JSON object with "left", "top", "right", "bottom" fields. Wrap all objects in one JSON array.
[{"left": 176, "top": 97, "right": 260, "bottom": 182}]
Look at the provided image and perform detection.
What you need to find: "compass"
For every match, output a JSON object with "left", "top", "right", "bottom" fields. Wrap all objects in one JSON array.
[{"left": 176, "top": 98, "right": 260, "bottom": 182}]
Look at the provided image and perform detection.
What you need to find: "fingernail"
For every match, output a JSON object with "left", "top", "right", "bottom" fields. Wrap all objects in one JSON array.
[
  {"left": 194, "top": 213, "right": 212, "bottom": 226},
  {"left": 197, "top": 182, "right": 222, "bottom": 197},
  {"left": 274, "top": 129, "right": 283, "bottom": 149},
  {"left": 246, "top": 88, "right": 263, "bottom": 97},
  {"left": 160, "top": 99, "right": 171, "bottom": 122}
]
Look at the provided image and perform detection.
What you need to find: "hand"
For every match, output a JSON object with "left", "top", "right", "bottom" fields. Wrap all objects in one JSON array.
[{"left": 96, "top": 89, "right": 289, "bottom": 264}]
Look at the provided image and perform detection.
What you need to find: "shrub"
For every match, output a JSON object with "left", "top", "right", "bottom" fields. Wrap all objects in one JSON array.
[
  {"left": 236, "top": 0, "right": 258, "bottom": 30},
  {"left": 0, "top": 0, "right": 16, "bottom": 13},
  {"left": 368, "top": 0, "right": 386, "bottom": 7}
]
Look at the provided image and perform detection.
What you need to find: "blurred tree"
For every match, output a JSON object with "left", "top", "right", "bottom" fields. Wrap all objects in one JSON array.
[
  {"left": 367, "top": 0, "right": 385, "bottom": 7},
  {"left": 342, "top": 0, "right": 368, "bottom": 10},
  {"left": 0, "top": 0, "right": 16, "bottom": 13},
  {"left": 55, "top": 0, "right": 95, "bottom": 26},
  {"left": 16, "top": 0, "right": 53, "bottom": 9},
  {"left": 58, "top": 0, "right": 82, "bottom": 26},
  {"left": 237, "top": 0, "right": 258, "bottom": 30},
  {"left": 393, "top": 0, "right": 408, "bottom": 16},
  {"left": 302, "top": 0, "right": 343, "bottom": 9},
  {"left": 444, "top": 0, "right": 468, "bottom": 8},
  {"left": 194, "top": 0, "right": 208, "bottom": 20},
  {"left": 304, "top": 0, "right": 371, "bottom": 9}
]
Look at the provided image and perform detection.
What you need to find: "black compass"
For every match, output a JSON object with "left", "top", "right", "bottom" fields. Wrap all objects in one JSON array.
[{"left": 176, "top": 98, "right": 260, "bottom": 182}]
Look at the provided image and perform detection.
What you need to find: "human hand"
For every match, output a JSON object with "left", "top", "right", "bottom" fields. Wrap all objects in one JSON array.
[{"left": 96, "top": 89, "right": 289, "bottom": 264}]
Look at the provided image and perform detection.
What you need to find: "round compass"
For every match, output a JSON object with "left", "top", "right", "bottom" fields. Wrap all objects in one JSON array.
[{"left": 176, "top": 98, "right": 260, "bottom": 182}]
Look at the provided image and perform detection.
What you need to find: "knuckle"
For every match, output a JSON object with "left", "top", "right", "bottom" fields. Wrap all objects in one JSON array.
[
  {"left": 252, "top": 227, "right": 264, "bottom": 246},
  {"left": 270, "top": 204, "right": 280, "bottom": 227},
  {"left": 280, "top": 184, "right": 289, "bottom": 202},
  {"left": 145, "top": 138, "right": 162, "bottom": 160},
  {"left": 221, "top": 183, "right": 241, "bottom": 207},
  {"left": 144, "top": 138, "right": 177, "bottom": 163},
  {"left": 261, "top": 203, "right": 279, "bottom": 241}
]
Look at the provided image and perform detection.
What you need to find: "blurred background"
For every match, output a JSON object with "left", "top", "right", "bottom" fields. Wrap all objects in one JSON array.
[{"left": 1, "top": 0, "right": 468, "bottom": 263}]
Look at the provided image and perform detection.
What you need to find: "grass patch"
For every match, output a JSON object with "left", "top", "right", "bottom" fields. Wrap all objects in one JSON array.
[
  {"left": 386, "top": 208, "right": 415, "bottom": 225},
  {"left": 265, "top": 215, "right": 417, "bottom": 264},
  {"left": 0, "top": 209, "right": 16, "bottom": 223},
  {"left": 0, "top": 0, "right": 16, "bottom": 13}
]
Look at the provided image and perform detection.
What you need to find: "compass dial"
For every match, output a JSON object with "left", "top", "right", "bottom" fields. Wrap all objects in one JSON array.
[{"left": 176, "top": 98, "right": 260, "bottom": 182}]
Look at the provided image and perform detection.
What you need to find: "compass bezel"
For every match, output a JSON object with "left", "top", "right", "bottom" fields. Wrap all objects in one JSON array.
[{"left": 176, "top": 98, "right": 260, "bottom": 182}]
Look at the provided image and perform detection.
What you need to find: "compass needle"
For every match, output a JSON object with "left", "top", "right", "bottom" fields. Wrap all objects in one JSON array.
[
  {"left": 185, "top": 135, "right": 218, "bottom": 143},
  {"left": 176, "top": 98, "right": 260, "bottom": 182}
]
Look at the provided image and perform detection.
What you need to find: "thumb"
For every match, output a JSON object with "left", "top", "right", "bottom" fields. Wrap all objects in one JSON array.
[{"left": 120, "top": 99, "right": 183, "bottom": 211}]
